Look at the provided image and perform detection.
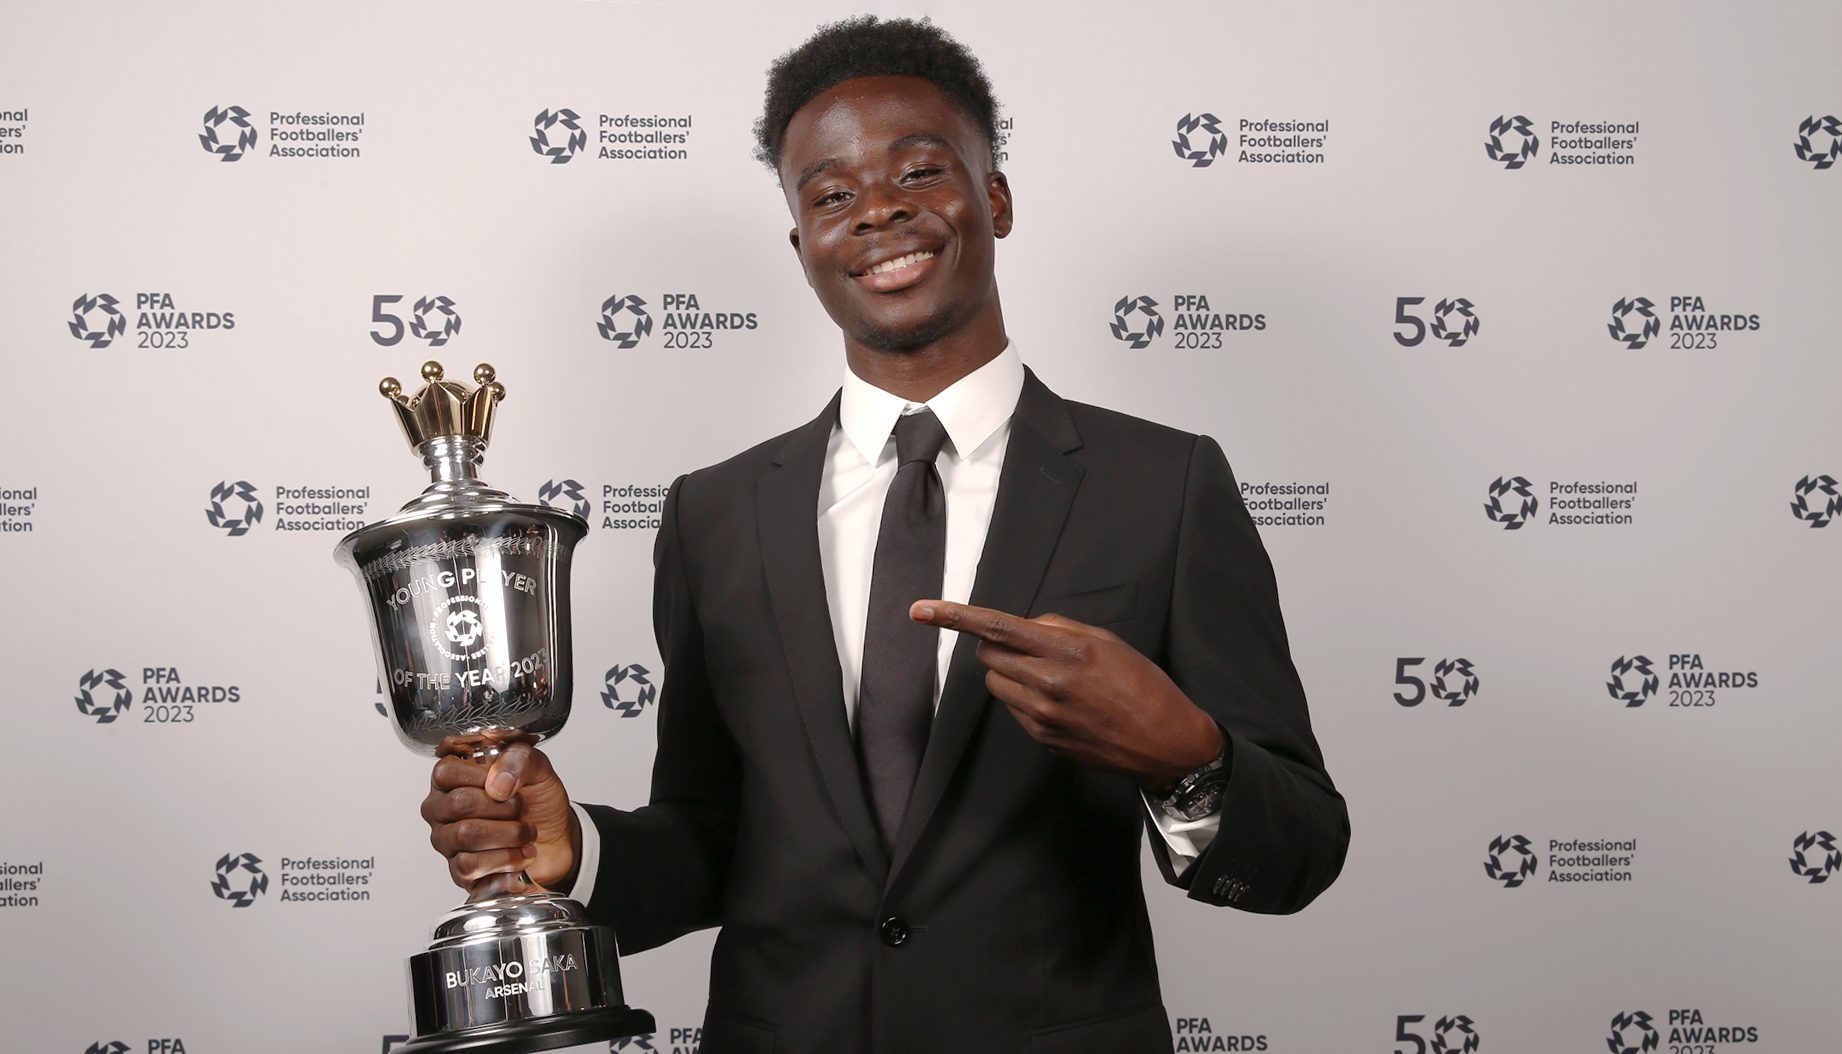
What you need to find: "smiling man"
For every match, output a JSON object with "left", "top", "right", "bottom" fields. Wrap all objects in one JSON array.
[{"left": 422, "top": 17, "right": 1347, "bottom": 1054}]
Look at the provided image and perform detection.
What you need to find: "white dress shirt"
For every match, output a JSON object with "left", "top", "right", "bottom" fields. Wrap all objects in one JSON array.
[{"left": 569, "top": 343, "right": 1216, "bottom": 903}]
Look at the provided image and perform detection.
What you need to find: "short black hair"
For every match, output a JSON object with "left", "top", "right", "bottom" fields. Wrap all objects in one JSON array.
[{"left": 754, "top": 16, "right": 1001, "bottom": 176}]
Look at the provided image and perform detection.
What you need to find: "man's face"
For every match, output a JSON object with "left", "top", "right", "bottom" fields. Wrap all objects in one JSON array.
[{"left": 780, "top": 75, "right": 1012, "bottom": 352}]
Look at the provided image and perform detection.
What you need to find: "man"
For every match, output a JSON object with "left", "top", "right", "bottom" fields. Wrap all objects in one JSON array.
[{"left": 424, "top": 17, "right": 1347, "bottom": 1053}]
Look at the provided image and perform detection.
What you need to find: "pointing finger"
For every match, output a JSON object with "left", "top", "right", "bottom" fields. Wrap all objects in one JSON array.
[{"left": 909, "top": 600, "right": 1059, "bottom": 655}]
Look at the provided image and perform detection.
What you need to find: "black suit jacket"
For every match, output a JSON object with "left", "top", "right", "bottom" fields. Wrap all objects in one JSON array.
[{"left": 581, "top": 370, "right": 1348, "bottom": 1054}]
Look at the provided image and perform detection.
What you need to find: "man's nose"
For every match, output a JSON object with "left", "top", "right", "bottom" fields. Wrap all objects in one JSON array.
[{"left": 853, "top": 184, "right": 915, "bottom": 232}]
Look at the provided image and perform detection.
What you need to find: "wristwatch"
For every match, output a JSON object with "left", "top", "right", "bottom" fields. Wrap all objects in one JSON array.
[{"left": 1153, "top": 741, "right": 1229, "bottom": 822}]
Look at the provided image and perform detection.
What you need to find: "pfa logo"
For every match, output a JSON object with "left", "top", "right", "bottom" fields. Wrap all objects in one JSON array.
[
  {"left": 1794, "top": 115, "right": 1840, "bottom": 170},
  {"left": 1171, "top": 113, "right": 1227, "bottom": 168},
  {"left": 1789, "top": 830, "right": 1839, "bottom": 883},
  {"left": 210, "top": 852, "right": 268, "bottom": 907},
  {"left": 538, "top": 479, "right": 591, "bottom": 520},
  {"left": 1484, "top": 834, "right": 1537, "bottom": 887},
  {"left": 74, "top": 668, "right": 132, "bottom": 724},
  {"left": 1608, "top": 297, "right": 1660, "bottom": 349},
  {"left": 1430, "top": 298, "right": 1479, "bottom": 346},
  {"left": 1109, "top": 296, "right": 1163, "bottom": 349},
  {"left": 205, "top": 480, "right": 264, "bottom": 536},
  {"left": 601, "top": 664, "right": 657, "bottom": 718},
  {"left": 1606, "top": 655, "right": 1658, "bottom": 707},
  {"left": 410, "top": 296, "right": 462, "bottom": 347},
  {"left": 531, "top": 108, "right": 586, "bottom": 163},
  {"left": 69, "top": 293, "right": 127, "bottom": 348},
  {"left": 1484, "top": 476, "right": 1538, "bottom": 529},
  {"left": 610, "top": 1037, "right": 659, "bottom": 1051},
  {"left": 85, "top": 1044, "right": 131, "bottom": 1054},
  {"left": 598, "top": 294, "right": 652, "bottom": 348},
  {"left": 1485, "top": 114, "right": 1539, "bottom": 169},
  {"left": 1790, "top": 474, "right": 1840, "bottom": 527},
  {"left": 199, "top": 105, "right": 257, "bottom": 162},
  {"left": 1608, "top": 1011, "right": 1660, "bottom": 1054},
  {"left": 1429, "top": 1016, "right": 1478, "bottom": 1054}
]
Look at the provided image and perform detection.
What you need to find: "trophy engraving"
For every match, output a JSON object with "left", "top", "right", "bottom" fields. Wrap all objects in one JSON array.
[{"left": 335, "top": 362, "right": 653, "bottom": 1053}]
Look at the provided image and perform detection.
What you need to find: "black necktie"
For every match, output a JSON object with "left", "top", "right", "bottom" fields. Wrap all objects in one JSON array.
[{"left": 857, "top": 408, "right": 950, "bottom": 850}]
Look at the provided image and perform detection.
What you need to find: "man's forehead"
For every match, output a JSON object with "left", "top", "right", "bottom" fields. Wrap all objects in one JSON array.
[{"left": 782, "top": 76, "right": 975, "bottom": 170}]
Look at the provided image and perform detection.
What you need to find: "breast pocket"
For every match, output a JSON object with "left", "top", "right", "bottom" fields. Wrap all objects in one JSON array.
[{"left": 1027, "top": 581, "right": 1138, "bottom": 627}]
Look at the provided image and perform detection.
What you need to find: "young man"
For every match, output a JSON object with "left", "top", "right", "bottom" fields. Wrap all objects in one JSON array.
[{"left": 424, "top": 18, "right": 1347, "bottom": 1053}]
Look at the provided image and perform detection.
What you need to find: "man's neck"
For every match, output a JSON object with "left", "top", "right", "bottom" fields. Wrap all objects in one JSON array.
[{"left": 843, "top": 309, "right": 1008, "bottom": 403}]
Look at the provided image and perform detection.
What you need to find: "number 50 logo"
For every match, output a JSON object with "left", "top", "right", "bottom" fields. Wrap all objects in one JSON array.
[
  {"left": 1394, "top": 657, "right": 1480, "bottom": 707},
  {"left": 1395, "top": 1014, "right": 1479, "bottom": 1053},
  {"left": 1393, "top": 297, "right": 1480, "bottom": 348},
  {"left": 370, "top": 294, "right": 463, "bottom": 347}
]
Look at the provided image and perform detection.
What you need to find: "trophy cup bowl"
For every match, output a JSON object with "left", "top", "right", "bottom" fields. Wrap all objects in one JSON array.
[{"left": 335, "top": 362, "right": 653, "bottom": 1053}]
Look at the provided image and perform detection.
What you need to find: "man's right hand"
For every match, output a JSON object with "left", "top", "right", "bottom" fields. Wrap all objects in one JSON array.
[{"left": 421, "top": 738, "right": 583, "bottom": 894}]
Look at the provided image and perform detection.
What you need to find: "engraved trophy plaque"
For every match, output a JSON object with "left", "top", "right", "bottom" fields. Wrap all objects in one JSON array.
[{"left": 334, "top": 361, "right": 653, "bottom": 1052}]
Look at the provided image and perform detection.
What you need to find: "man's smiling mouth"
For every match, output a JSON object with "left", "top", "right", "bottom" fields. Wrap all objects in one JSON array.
[{"left": 858, "top": 250, "right": 937, "bottom": 277}]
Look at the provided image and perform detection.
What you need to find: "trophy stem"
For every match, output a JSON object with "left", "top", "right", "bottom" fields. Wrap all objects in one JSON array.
[{"left": 422, "top": 435, "right": 487, "bottom": 483}]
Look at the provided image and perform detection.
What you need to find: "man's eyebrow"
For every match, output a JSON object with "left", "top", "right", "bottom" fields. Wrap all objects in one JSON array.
[
  {"left": 794, "top": 157, "right": 839, "bottom": 192},
  {"left": 889, "top": 133, "right": 951, "bottom": 152}
]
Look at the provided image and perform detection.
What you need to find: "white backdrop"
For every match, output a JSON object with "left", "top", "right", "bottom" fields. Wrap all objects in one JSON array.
[{"left": 2, "top": 2, "right": 1838, "bottom": 1052}]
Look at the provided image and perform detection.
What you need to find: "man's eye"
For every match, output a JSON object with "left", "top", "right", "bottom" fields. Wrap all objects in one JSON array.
[
  {"left": 812, "top": 190, "right": 850, "bottom": 207},
  {"left": 904, "top": 167, "right": 943, "bottom": 181}
]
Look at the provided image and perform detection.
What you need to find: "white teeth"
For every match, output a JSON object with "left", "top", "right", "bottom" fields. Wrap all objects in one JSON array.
[{"left": 868, "top": 251, "right": 935, "bottom": 276}]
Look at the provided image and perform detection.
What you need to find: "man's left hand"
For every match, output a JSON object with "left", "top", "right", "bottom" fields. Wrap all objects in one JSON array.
[{"left": 910, "top": 600, "right": 1225, "bottom": 794}]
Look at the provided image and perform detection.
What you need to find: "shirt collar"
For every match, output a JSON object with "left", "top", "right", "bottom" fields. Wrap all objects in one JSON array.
[{"left": 838, "top": 341, "right": 1024, "bottom": 466}]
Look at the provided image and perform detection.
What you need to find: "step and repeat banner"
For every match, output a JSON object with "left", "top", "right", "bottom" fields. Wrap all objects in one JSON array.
[{"left": 1, "top": 1, "right": 1837, "bottom": 1052}]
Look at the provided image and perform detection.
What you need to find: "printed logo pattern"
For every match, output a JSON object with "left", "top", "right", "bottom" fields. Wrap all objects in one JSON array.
[
  {"left": 1794, "top": 115, "right": 1841, "bottom": 170},
  {"left": 531, "top": 108, "right": 586, "bottom": 163},
  {"left": 1172, "top": 113, "right": 1227, "bottom": 168},
  {"left": 1484, "top": 834, "right": 1538, "bottom": 887},
  {"left": 1606, "top": 655, "right": 1658, "bottom": 707},
  {"left": 598, "top": 294, "right": 652, "bottom": 348},
  {"left": 1788, "top": 830, "right": 1839, "bottom": 883},
  {"left": 538, "top": 479, "right": 591, "bottom": 519},
  {"left": 199, "top": 105, "right": 256, "bottom": 162},
  {"left": 1608, "top": 1011, "right": 1660, "bottom": 1054},
  {"left": 1609, "top": 297, "right": 1660, "bottom": 349},
  {"left": 1430, "top": 1015, "right": 1480, "bottom": 1054},
  {"left": 1789, "top": 474, "right": 1840, "bottom": 527},
  {"left": 1485, "top": 114, "right": 1539, "bottom": 169},
  {"left": 86, "top": 1043, "right": 131, "bottom": 1054},
  {"left": 1485, "top": 476, "right": 1538, "bottom": 529},
  {"left": 601, "top": 664, "right": 657, "bottom": 718},
  {"left": 409, "top": 296, "right": 462, "bottom": 347},
  {"left": 1429, "top": 298, "right": 1479, "bottom": 347},
  {"left": 69, "top": 293, "right": 126, "bottom": 348},
  {"left": 1110, "top": 295, "right": 1163, "bottom": 349},
  {"left": 210, "top": 852, "right": 268, "bottom": 907},
  {"left": 1430, "top": 658, "right": 1479, "bottom": 705},
  {"left": 206, "top": 481, "right": 264, "bottom": 536},
  {"left": 74, "top": 668, "right": 132, "bottom": 724}
]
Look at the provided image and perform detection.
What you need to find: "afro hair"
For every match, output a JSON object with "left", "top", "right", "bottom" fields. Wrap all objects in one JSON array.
[{"left": 754, "top": 16, "right": 1001, "bottom": 176}]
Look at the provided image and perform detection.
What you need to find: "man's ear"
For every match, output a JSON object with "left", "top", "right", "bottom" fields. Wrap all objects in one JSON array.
[
  {"left": 987, "top": 171, "right": 1014, "bottom": 239},
  {"left": 788, "top": 228, "right": 813, "bottom": 287}
]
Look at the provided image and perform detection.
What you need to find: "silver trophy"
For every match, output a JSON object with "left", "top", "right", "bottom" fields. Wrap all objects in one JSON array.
[{"left": 334, "top": 361, "right": 653, "bottom": 1053}]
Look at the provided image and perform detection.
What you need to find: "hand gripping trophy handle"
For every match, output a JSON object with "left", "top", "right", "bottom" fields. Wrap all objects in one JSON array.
[{"left": 335, "top": 362, "right": 653, "bottom": 1053}]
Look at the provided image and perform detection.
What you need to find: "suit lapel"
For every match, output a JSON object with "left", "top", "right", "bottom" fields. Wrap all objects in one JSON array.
[
  {"left": 756, "top": 393, "right": 889, "bottom": 880},
  {"left": 888, "top": 369, "right": 1085, "bottom": 882}
]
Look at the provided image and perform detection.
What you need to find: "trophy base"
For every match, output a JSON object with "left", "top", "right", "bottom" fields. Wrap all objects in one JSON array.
[
  {"left": 406, "top": 892, "right": 653, "bottom": 1053},
  {"left": 394, "top": 1006, "right": 658, "bottom": 1054}
]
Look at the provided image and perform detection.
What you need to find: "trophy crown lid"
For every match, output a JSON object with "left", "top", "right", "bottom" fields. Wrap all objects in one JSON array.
[{"left": 379, "top": 361, "right": 505, "bottom": 450}]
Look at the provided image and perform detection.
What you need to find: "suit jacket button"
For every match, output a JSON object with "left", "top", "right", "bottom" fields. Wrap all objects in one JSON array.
[{"left": 879, "top": 917, "right": 909, "bottom": 947}]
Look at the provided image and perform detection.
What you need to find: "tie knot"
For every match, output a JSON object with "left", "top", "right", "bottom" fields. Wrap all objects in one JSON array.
[{"left": 892, "top": 408, "right": 949, "bottom": 466}]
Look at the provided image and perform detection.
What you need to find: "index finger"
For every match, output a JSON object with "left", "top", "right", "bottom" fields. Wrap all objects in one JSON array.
[{"left": 910, "top": 600, "right": 1059, "bottom": 655}]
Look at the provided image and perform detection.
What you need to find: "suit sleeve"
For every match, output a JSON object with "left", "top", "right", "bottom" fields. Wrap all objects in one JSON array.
[
  {"left": 1144, "top": 434, "right": 1350, "bottom": 913},
  {"left": 578, "top": 475, "right": 742, "bottom": 951}
]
